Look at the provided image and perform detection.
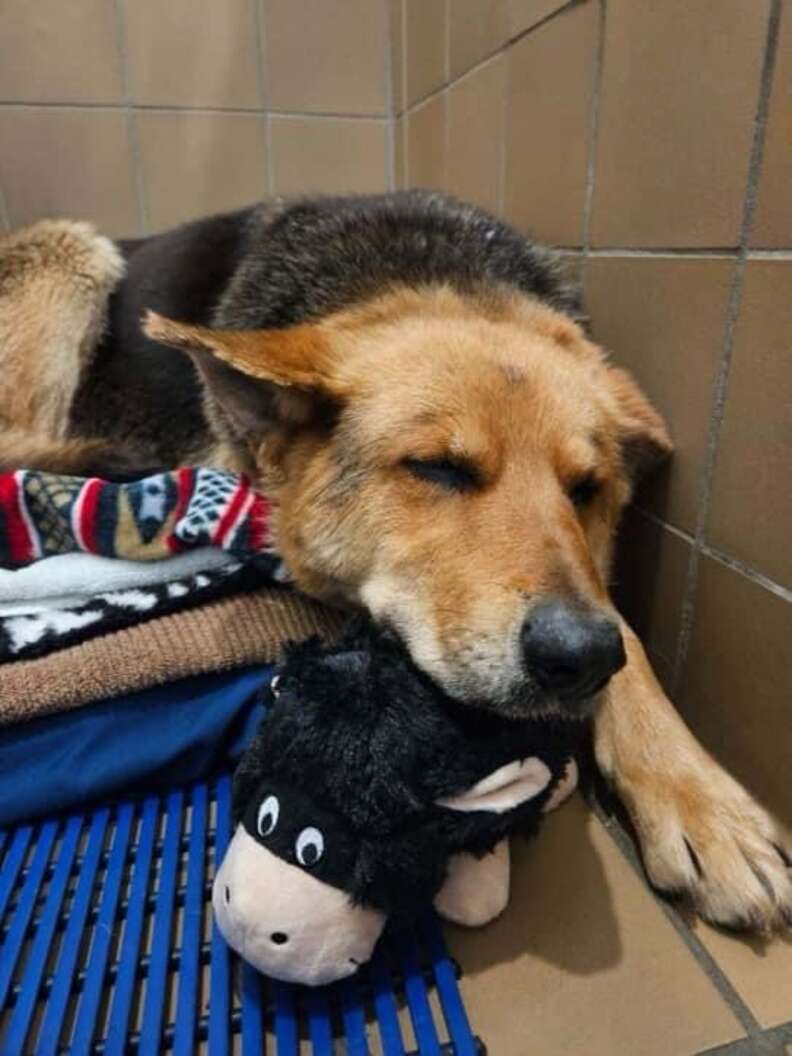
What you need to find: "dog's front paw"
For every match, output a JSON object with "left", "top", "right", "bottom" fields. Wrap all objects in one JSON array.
[{"left": 624, "top": 761, "right": 792, "bottom": 932}]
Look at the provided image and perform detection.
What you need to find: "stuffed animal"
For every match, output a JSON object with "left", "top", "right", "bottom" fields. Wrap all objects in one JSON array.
[{"left": 212, "top": 622, "right": 588, "bottom": 985}]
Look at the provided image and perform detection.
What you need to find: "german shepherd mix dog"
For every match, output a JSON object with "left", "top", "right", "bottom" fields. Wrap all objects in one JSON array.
[{"left": 3, "top": 192, "right": 790, "bottom": 930}]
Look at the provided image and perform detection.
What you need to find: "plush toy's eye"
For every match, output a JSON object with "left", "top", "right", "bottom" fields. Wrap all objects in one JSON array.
[
  {"left": 295, "top": 826, "right": 324, "bottom": 867},
  {"left": 257, "top": 795, "right": 280, "bottom": 837}
]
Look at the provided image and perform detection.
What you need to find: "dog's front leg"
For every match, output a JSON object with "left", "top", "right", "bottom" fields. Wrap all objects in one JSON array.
[{"left": 595, "top": 619, "right": 792, "bottom": 931}]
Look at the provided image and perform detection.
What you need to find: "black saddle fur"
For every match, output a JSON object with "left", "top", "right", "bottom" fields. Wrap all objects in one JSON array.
[{"left": 69, "top": 191, "right": 581, "bottom": 465}]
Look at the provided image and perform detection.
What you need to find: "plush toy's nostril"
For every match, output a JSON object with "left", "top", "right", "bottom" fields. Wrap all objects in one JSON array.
[
  {"left": 224, "top": 885, "right": 231, "bottom": 904},
  {"left": 270, "top": 931, "right": 289, "bottom": 945}
]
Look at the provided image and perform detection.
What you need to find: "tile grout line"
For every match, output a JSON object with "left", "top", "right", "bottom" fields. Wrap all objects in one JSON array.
[
  {"left": 588, "top": 247, "right": 741, "bottom": 258},
  {"left": 395, "top": 0, "right": 582, "bottom": 119},
  {"left": 401, "top": 0, "right": 410, "bottom": 186},
  {"left": 253, "top": 0, "right": 271, "bottom": 198},
  {"left": 671, "top": 0, "right": 783, "bottom": 697},
  {"left": 498, "top": 28, "right": 509, "bottom": 215},
  {"left": 695, "top": 1020, "right": 792, "bottom": 1055},
  {"left": 383, "top": 0, "right": 396, "bottom": 191},
  {"left": 746, "top": 248, "right": 792, "bottom": 259},
  {"left": 0, "top": 180, "right": 10, "bottom": 232},
  {"left": 581, "top": 0, "right": 607, "bottom": 255},
  {"left": 267, "top": 110, "right": 389, "bottom": 124},
  {"left": 113, "top": 0, "right": 148, "bottom": 236},
  {"left": 0, "top": 100, "right": 390, "bottom": 119},
  {"left": 590, "top": 800, "right": 763, "bottom": 1037},
  {"left": 632, "top": 505, "right": 792, "bottom": 603}
]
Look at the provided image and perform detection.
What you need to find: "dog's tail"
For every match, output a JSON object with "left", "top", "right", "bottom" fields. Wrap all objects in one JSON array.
[{"left": 0, "top": 426, "right": 161, "bottom": 481}]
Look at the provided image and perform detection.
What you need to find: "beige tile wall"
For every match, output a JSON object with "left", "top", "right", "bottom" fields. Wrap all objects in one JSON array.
[
  {"left": 392, "top": 0, "right": 792, "bottom": 832},
  {"left": 1, "top": 1, "right": 790, "bottom": 832},
  {"left": 0, "top": 0, "right": 396, "bottom": 236}
]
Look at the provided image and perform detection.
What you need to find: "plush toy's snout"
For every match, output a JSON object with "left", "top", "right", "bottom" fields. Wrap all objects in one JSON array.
[{"left": 212, "top": 782, "right": 387, "bottom": 986}]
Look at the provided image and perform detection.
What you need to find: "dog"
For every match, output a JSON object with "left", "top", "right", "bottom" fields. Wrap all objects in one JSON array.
[{"left": 1, "top": 191, "right": 790, "bottom": 931}]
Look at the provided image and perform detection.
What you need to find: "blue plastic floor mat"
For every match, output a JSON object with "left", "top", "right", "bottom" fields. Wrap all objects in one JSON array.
[{"left": 0, "top": 775, "right": 484, "bottom": 1055}]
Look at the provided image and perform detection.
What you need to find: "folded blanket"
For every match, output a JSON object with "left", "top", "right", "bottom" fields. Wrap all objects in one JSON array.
[
  {"left": 0, "top": 587, "right": 345, "bottom": 725},
  {"left": 0, "top": 467, "right": 271, "bottom": 567},
  {"left": 0, "top": 554, "right": 279, "bottom": 661},
  {"left": 0, "top": 547, "right": 234, "bottom": 613},
  {"left": 0, "top": 467, "right": 293, "bottom": 661}
]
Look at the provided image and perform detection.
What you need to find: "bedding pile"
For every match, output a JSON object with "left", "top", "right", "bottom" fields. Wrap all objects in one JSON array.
[{"left": 0, "top": 219, "right": 341, "bottom": 825}]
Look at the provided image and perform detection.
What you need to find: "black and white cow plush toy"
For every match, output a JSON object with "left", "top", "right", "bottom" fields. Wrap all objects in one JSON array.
[{"left": 212, "top": 622, "right": 588, "bottom": 986}]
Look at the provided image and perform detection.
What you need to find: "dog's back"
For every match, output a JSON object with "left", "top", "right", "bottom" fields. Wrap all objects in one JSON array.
[{"left": 74, "top": 192, "right": 581, "bottom": 463}]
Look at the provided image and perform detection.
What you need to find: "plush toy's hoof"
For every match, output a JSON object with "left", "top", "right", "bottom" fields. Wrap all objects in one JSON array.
[{"left": 434, "top": 839, "right": 510, "bottom": 927}]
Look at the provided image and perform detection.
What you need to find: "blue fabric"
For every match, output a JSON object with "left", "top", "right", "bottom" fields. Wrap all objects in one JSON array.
[{"left": 0, "top": 665, "right": 271, "bottom": 828}]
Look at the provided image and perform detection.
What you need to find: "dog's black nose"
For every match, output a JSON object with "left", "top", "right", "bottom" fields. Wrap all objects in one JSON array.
[
  {"left": 522, "top": 599, "right": 625, "bottom": 701},
  {"left": 270, "top": 932, "right": 289, "bottom": 945}
]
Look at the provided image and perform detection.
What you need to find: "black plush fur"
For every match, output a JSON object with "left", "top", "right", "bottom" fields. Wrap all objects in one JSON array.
[
  {"left": 233, "top": 620, "right": 586, "bottom": 918},
  {"left": 69, "top": 191, "right": 582, "bottom": 466}
]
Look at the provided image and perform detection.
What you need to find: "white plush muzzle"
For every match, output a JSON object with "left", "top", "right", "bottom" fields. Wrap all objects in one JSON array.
[{"left": 212, "top": 825, "right": 387, "bottom": 986}]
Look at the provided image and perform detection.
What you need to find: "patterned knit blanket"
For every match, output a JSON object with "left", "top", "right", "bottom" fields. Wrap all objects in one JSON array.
[
  {"left": 0, "top": 468, "right": 287, "bottom": 663},
  {"left": 0, "top": 468, "right": 271, "bottom": 568}
]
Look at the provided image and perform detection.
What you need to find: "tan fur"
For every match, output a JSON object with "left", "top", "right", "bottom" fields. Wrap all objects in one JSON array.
[
  {"left": 5, "top": 229, "right": 790, "bottom": 934},
  {"left": 0, "top": 220, "right": 123, "bottom": 438},
  {"left": 151, "top": 283, "right": 791, "bottom": 931},
  {"left": 0, "top": 220, "right": 126, "bottom": 474}
]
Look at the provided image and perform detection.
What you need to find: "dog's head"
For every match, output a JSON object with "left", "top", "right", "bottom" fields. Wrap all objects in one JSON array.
[{"left": 145, "top": 284, "right": 670, "bottom": 717}]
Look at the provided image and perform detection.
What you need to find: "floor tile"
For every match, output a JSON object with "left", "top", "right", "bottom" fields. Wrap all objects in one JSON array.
[
  {"left": 691, "top": 919, "right": 792, "bottom": 1030},
  {"left": 446, "top": 797, "right": 742, "bottom": 1055}
]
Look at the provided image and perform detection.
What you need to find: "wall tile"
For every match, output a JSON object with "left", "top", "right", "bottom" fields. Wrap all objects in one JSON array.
[
  {"left": 446, "top": 55, "right": 506, "bottom": 214},
  {"left": 611, "top": 507, "right": 690, "bottom": 689},
  {"left": 137, "top": 112, "right": 267, "bottom": 232},
  {"left": 752, "top": 4, "right": 792, "bottom": 247},
  {"left": 0, "top": 0, "right": 123, "bottom": 104},
  {"left": 403, "top": 0, "right": 447, "bottom": 109},
  {"left": 591, "top": 0, "right": 768, "bottom": 248},
  {"left": 680, "top": 555, "right": 792, "bottom": 827},
  {"left": 263, "top": 0, "right": 388, "bottom": 114},
  {"left": 449, "top": 0, "right": 509, "bottom": 80},
  {"left": 270, "top": 116, "right": 388, "bottom": 196},
  {"left": 447, "top": 798, "right": 742, "bottom": 1056},
  {"left": 586, "top": 257, "right": 734, "bottom": 533},
  {"left": 707, "top": 262, "right": 792, "bottom": 590},
  {"left": 504, "top": 0, "right": 597, "bottom": 246},
  {"left": 406, "top": 94, "right": 447, "bottom": 189},
  {"left": 0, "top": 109, "right": 139, "bottom": 237},
  {"left": 508, "top": 0, "right": 576, "bottom": 37},
  {"left": 124, "top": 0, "right": 261, "bottom": 109}
]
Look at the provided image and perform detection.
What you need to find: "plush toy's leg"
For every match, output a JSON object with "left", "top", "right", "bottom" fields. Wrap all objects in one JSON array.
[
  {"left": 434, "top": 838, "right": 510, "bottom": 927},
  {"left": 543, "top": 759, "right": 579, "bottom": 814}
]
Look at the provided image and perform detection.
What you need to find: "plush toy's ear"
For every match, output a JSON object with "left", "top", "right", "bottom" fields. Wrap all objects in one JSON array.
[
  {"left": 607, "top": 366, "right": 673, "bottom": 481},
  {"left": 143, "top": 310, "right": 349, "bottom": 434},
  {"left": 436, "top": 757, "right": 553, "bottom": 814}
]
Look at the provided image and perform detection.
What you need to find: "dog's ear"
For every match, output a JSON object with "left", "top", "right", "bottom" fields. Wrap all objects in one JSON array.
[
  {"left": 143, "top": 311, "right": 348, "bottom": 432},
  {"left": 607, "top": 366, "right": 673, "bottom": 480}
]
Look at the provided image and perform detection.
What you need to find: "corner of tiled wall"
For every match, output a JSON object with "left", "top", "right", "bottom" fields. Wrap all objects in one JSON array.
[
  {"left": 392, "top": 0, "right": 792, "bottom": 837},
  {"left": 3, "top": 3, "right": 792, "bottom": 1046},
  {"left": 2, "top": 0, "right": 790, "bottom": 831}
]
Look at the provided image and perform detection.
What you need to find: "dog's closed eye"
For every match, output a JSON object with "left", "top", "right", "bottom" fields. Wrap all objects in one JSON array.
[
  {"left": 402, "top": 456, "right": 479, "bottom": 492},
  {"left": 567, "top": 473, "right": 601, "bottom": 507}
]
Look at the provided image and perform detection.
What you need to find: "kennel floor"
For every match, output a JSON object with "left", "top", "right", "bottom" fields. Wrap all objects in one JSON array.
[{"left": 0, "top": 775, "right": 483, "bottom": 1055}]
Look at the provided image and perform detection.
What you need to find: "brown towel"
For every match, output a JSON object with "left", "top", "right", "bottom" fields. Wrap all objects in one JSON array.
[{"left": 0, "top": 588, "right": 345, "bottom": 726}]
